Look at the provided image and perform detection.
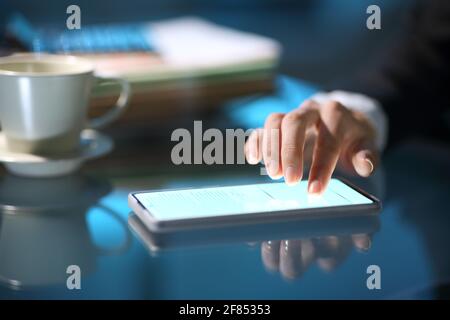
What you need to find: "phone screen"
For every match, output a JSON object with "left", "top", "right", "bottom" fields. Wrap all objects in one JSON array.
[{"left": 134, "top": 179, "right": 374, "bottom": 221}]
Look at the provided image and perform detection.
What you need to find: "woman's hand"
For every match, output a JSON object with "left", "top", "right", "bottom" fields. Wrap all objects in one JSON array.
[{"left": 244, "top": 99, "right": 378, "bottom": 194}]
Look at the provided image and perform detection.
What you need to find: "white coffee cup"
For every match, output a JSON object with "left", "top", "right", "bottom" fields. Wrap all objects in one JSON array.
[{"left": 0, "top": 54, "right": 130, "bottom": 156}]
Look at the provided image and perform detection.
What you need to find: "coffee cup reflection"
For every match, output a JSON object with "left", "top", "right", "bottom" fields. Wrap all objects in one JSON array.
[{"left": 0, "top": 174, "right": 131, "bottom": 289}]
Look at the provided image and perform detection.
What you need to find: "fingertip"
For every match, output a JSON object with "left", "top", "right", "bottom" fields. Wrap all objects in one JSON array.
[
  {"left": 284, "top": 166, "right": 301, "bottom": 186},
  {"left": 247, "top": 154, "right": 259, "bottom": 165},
  {"left": 285, "top": 177, "right": 298, "bottom": 186},
  {"left": 266, "top": 161, "right": 283, "bottom": 180},
  {"left": 352, "top": 234, "right": 372, "bottom": 252},
  {"left": 308, "top": 180, "right": 323, "bottom": 195},
  {"left": 270, "top": 173, "right": 284, "bottom": 180}
]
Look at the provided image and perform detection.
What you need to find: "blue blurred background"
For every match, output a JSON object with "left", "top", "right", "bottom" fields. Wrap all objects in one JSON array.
[{"left": 1, "top": 0, "right": 417, "bottom": 87}]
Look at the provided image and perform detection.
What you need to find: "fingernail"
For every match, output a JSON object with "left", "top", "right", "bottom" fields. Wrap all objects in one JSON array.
[
  {"left": 285, "top": 166, "right": 298, "bottom": 185},
  {"left": 308, "top": 180, "right": 322, "bottom": 194},
  {"left": 269, "top": 160, "right": 279, "bottom": 177},
  {"left": 251, "top": 150, "right": 258, "bottom": 163},
  {"left": 355, "top": 157, "right": 374, "bottom": 177},
  {"left": 365, "top": 158, "right": 374, "bottom": 173},
  {"left": 264, "top": 160, "right": 273, "bottom": 177}
]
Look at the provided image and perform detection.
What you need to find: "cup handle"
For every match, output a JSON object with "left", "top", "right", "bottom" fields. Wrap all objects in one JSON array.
[
  {"left": 87, "top": 75, "right": 131, "bottom": 129},
  {"left": 91, "top": 203, "right": 133, "bottom": 256}
]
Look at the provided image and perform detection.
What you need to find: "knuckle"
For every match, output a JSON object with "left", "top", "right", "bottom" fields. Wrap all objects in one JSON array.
[
  {"left": 266, "top": 112, "right": 285, "bottom": 125},
  {"left": 283, "top": 111, "right": 303, "bottom": 125},
  {"left": 301, "top": 108, "right": 320, "bottom": 123},
  {"left": 299, "top": 99, "right": 318, "bottom": 110},
  {"left": 323, "top": 100, "right": 346, "bottom": 114}
]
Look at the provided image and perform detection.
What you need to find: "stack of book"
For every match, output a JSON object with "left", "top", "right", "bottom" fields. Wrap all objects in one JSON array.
[{"left": 7, "top": 16, "right": 281, "bottom": 124}]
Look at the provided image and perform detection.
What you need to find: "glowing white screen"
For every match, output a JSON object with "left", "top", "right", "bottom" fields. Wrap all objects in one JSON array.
[{"left": 135, "top": 179, "right": 373, "bottom": 221}]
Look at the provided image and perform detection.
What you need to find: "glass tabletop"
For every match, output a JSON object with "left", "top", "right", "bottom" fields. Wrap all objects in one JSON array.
[{"left": 0, "top": 133, "right": 449, "bottom": 299}]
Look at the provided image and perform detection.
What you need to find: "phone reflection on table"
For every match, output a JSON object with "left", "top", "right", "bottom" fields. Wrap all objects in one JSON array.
[{"left": 129, "top": 212, "right": 379, "bottom": 280}]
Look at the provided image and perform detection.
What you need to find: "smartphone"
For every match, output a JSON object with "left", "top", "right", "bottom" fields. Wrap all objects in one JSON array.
[{"left": 128, "top": 178, "right": 381, "bottom": 232}]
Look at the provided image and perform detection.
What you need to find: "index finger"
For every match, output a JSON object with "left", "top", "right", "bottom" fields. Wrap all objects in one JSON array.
[{"left": 308, "top": 101, "right": 348, "bottom": 194}]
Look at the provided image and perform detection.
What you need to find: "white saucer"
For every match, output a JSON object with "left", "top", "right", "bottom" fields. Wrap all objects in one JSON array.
[{"left": 0, "top": 130, "right": 113, "bottom": 178}]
